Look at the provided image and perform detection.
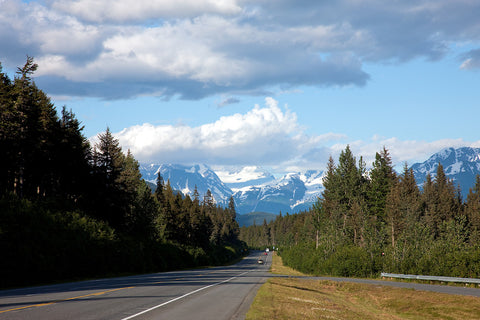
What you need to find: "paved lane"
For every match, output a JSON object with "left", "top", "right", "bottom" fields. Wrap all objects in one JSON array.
[{"left": 0, "top": 251, "right": 271, "bottom": 320}]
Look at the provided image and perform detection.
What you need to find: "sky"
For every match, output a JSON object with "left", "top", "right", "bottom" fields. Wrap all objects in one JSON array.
[{"left": 1, "top": 0, "right": 480, "bottom": 174}]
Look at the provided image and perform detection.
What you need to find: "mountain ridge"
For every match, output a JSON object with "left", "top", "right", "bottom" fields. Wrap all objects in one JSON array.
[
  {"left": 139, "top": 147, "right": 480, "bottom": 217},
  {"left": 139, "top": 163, "right": 324, "bottom": 215},
  {"left": 411, "top": 146, "right": 480, "bottom": 199}
]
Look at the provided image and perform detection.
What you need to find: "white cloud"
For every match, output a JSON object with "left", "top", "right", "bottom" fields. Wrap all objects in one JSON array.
[
  {"left": 51, "top": 0, "right": 242, "bottom": 22},
  {"left": 114, "top": 98, "right": 325, "bottom": 166},
  {"left": 1, "top": 0, "right": 479, "bottom": 99},
  {"left": 109, "top": 97, "right": 480, "bottom": 173},
  {"left": 30, "top": 14, "right": 368, "bottom": 92}
]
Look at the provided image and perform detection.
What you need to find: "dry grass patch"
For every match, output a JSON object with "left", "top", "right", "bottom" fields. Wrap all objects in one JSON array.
[
  {"left": 246, "top": 253, "right": 480, "bottom": 319},
  {"left": 246, "top": 278, "right": 480, "bottom": 320}
]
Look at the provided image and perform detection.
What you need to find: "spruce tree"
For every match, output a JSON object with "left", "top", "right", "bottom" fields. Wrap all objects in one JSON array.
[
  {"left": 385, "top": 164, "right": 421, "bottom": 264},
  {"left": 336, "top": 145, "right": 366, "bottom": 243},
  {"left": 225, "top": 196, "right": 240, "bottom": 242},
  {"left": 465, "top": 175, "right": 480, "bottom": 245},
  {"left": 91, "top": 128, "right": 128, "bottom": 228},
  {"left": 154, "top": 172, "right": 165, "bottom": 204},
  {"left": 127, "top": 180, "right": 158, "bottom": 241},
  {"left": 423, "top": 163, "right": 461, "bottom": 237},
  {"left": 0, "top": 62, "right": 16, "bottom": 195},
  {"left": 368, "top": 147, "right": 396, "bottom": 228},
  {"left": 56, "top": 107, "right": 92, "bottom": 204}
]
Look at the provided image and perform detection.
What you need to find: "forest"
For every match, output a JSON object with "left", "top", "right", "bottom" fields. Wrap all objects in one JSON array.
[
  {"left": 240, "top": 146, "right": 480, "bottom": 278},
  {"left": 0, "top": 58, "right": 245, "bottom": 288}
]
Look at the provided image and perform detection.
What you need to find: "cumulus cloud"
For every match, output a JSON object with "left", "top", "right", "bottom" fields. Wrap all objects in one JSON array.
[
  {"left": 108, "top": 97, "right": 479, "bottom": 172},
  {"left": 30, "top": 15, "right": 369, "bottom": 99},
  {"left": 2, "top": 0, "right": 479, "bottom": 100},
  {"left": 113, "top": 98, "right": 330, "bottom": 166},
  {"left": 51, "top": 0, "right": 242, "bottom": 23}
]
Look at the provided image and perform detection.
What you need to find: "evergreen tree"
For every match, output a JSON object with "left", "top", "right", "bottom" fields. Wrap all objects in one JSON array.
[
  {"left": 0, "top": 57, "right": 91, "bottom": 202},
  {"left": 55, "top": 107, "right": 92, "bottom": 204},
  {"left": 154, "top": 172, "right": 165, "bottom": 205},
  {"left": 11, "top": 56, "right": 39, "bottom": 198},
  {"left": 127, "top": 180, "right": 158, "bottom": 241},
  {"left": 385, "top": 164, "right": 421, "bottom": 265},
  {"left": 423, "top": 163, "right": 461, "bottom": 237},
  {"left": 465, "top": 175, "right": 480, "bottom": 245},
  {"left": 119, "top": 150, "right": 155, "bottom": 237},
  {"left": 335, "top": 145, "right": 368, "bottom": 243},
  {"left": 159, "top": 181, "right": 176, "bottom": 241},
  {"left": 261, "top": 218, "right": 271, "bottom": 247},
  {"left": 224, "top": 196, "right": 240, "bottom": 242},
  {"left": 368, "top": 147, "right": 396, "bottom": 230},
  {"left": 0, "top": 61, "right": 16, "bottom": 195},
  {"left": 91, "top": 128, "right": 128, "bottom": 228},
  {"left": 189, "top": 189, "right": 210, "bottom": 248},
  {"left": 316, "top": 156, "right": 342, "bottom": 248}
]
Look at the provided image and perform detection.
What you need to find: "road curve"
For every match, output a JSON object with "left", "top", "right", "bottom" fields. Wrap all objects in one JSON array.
[{"left": 0, "top": 251, "right": 271, "bottom": 320}]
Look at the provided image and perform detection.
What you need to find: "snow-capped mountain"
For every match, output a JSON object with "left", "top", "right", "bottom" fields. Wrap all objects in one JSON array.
[
  {"left": 232, "top": 170, "right": 324, "bottom": 214},
  {"left": 215, "top": 166, "right": 276, "bottom": 190},
  {"left": 410, "top": 147, "right": 480, "bottom": 198},
  {"left": 298, "top": 169, "right": 325, "bottom": 206},
  {"left": 139, "top": 164, "right": 233, "bottom": 206},
  {"left": 140, "top": 147, "right": 480, "bottom": 215},
  {"left": 233, "top": 173, "right": 307, "bottom": 214},
  {"left": 139, "top": 163, "right": 323, "bottom": 214}
]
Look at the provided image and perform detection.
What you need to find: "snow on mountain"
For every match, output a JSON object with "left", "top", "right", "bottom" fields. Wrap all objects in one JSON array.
[
  {"left": 298, "top": 170, "right": 325, "bottom": 206},
  {"left": 139, "top": 147, "right": 480, "bottom": 216},
  {"left": 139, "top": 163, "right": 324, "bottom": 215},
  {"left": 232, "top": 170, "right": 323, "bottom": 214},
  {"left": 215, "top": 166, "right": 276, "bottom": 190},
  {"left": 410, "top": 147, "right": 480, "bottom": 198},
  {"left": 139, "top": 164, "right": 233, "bottom": 205}
]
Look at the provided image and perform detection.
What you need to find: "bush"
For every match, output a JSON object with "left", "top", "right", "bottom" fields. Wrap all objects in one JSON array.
[
  {"left": 281, "top": 243, "right": 378, "bottom": 278},
  {"left": 323, "top": 246, "right": 370, "bottom": 277}
]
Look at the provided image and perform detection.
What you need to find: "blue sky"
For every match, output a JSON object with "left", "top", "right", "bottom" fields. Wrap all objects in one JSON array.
[{"left": 1, "top": 0, "right": 480, "bottom": 174}]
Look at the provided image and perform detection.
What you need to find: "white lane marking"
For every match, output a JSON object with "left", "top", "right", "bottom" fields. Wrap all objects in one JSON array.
[{"left": 121, "top": 270, "right": 252, "bottom": 320}]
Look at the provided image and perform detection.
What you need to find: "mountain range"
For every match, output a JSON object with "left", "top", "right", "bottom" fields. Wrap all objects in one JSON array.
[
  {"left": 139, "top": 147, "right": 480, "bottom": 218},
  {"left": 139, "top": 164, "right": 324, "bottom": 215},
  {"left": 411, "top": 147, "right": 480, "bottom": 199}
]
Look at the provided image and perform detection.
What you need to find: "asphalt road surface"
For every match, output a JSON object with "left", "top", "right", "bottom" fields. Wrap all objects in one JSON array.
[
  {"left": 0, "top": 251, "right": 271, "bottom": 320},
  {"left": 3, "top": 251, "right": 480, "bottom": 320}
]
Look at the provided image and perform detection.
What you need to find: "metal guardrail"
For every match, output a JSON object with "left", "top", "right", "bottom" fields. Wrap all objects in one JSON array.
[{"left": 381, "top": 272, "right": 480, "bottom": 284}]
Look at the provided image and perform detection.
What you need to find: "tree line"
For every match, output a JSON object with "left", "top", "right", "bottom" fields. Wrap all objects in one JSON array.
[
  {"left": 240, "top": 146, "right": 480, "bottom": 278},
  {"left": 0, "top": 58, "right": 244, "bottom": 288}
]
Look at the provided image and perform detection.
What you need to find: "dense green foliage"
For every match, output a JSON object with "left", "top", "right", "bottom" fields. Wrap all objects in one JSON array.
[
  {"left": 240, "top": 146, "right": 480, "bottom": 278},
  {"left": 0, "top": 58, "right": 245, "bottom": 288},
  {"left": 237, "top": 211, "right": 277, "bottom": 227}
]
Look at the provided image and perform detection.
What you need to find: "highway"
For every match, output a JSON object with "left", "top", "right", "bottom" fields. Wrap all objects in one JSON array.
[{"left": 0, "top": 251, "right": 271, "bottom": 320}]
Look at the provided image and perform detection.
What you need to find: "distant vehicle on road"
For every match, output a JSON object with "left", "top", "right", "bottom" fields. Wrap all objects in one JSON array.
[{"left": 257, "top": 258, "right": 264, "bottom": 264}]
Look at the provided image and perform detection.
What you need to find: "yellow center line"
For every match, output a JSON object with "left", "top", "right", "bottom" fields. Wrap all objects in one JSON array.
[{"left": 0, "top": 286, "right": 135, "bottom": 314}]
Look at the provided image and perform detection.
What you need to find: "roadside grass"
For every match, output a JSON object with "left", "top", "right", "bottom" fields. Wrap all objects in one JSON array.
[
  {"left": 269, "top": 253, "right": 307, "bottom": 277},
  {"left": 246, "top": 254, "right": 480, "bottom": 320}
]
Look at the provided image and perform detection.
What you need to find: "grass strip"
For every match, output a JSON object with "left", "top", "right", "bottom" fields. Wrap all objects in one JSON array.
[{"left": 246, "top": 254, "right": 480, "bottom": 320}]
